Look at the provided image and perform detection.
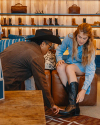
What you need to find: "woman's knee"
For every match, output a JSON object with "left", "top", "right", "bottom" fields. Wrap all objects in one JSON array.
[
  {"left": 57, "top": 64, "right": 66, "bottom": 73},
  {"left": 65, "top": 64, "right": 74, "bottom": 75}
]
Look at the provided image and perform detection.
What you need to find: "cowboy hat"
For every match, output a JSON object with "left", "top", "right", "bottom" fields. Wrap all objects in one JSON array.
[{"left": 26, "top": 29, "right": 61, "bottom": 44}]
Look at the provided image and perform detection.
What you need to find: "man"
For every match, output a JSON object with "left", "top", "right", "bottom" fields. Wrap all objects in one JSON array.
[{"left": 0, "top": 29, "right": 62, "bottom": 114}]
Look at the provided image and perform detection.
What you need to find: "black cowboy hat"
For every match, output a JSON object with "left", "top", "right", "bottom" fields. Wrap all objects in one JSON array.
[{"left": 26, "top": 29, "right": 61, "bottom": 44}]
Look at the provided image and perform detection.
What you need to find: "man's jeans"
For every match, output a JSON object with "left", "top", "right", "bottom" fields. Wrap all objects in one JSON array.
[{"left": 25, "top": 76, "right": 36, "bottom": 90}]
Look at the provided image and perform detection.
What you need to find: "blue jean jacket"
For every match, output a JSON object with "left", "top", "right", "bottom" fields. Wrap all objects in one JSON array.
[{"left": 56, "top": 33, "right": 96, "bottom": 94}]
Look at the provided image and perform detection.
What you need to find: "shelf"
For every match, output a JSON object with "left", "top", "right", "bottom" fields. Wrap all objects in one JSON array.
[
  {"left": 0, "top": 13, "right": 100, "bottom": 16},
  {"left": 1, "top": 25, "right": 100, "bottom": 28}
]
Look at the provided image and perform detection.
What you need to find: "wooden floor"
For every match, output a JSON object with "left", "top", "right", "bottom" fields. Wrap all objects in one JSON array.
[{"left": 0, "top": 90, "right": 46, "bottom": 125}]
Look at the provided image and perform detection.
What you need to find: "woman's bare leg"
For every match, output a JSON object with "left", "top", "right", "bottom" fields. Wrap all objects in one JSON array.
[
  {"left": 65, "top": 64, "right": 85, "bottom": 84},
  {"left": 56, "top": 63, "right": 68, "bottom": 86}
]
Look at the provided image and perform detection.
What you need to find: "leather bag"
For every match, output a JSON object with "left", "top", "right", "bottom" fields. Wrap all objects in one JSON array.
[
  {"left": 11, "top": 3, "right": 27, "bottom": 13},
  {"left": 69, "top": 4, "right": 80, "bottom": 14}
]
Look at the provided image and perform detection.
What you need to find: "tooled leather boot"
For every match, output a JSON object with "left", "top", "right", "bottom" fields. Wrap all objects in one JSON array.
[
  {"left": 49, "top": 18, "right": 54, "bottom": 25},
  {"left": 31, "top": 18, "right": 36, "bottom": 25},
  {"left": 59, "top": 82, "right": 80, "bottom": 116},
  {"left": 55, "top": 18, "right": 59, "bottom": 25},
  {"left": 43, "top": 18, "right": 48, "bottom": 25}
]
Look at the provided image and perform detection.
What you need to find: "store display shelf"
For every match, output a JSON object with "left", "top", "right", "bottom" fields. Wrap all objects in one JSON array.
[
  {"left": 0, "top": 13, "right": 100, "bottom": 16},
  {"left": 1, "top": 25, "right": 100, "bottom": 28}
]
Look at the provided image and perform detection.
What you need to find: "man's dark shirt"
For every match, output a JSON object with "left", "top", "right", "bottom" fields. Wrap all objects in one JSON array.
[{"left": 0, "top": 41, "right": 54, "bottom": 108}]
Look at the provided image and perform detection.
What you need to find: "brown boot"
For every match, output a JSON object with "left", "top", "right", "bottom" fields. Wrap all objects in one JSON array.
[
  {"left": 19, "top": 28, "right": 22, "bottom": 36},
  {"left": 43, "top": 18, "right": 48, "bottom": 25},
  {"left": 3, "top": 18, "right": 7, "bottom": 25},
  {"left": 32, "top": 29, "right": 35, "bottom": 35},
  {"left": 18, "top": 18, "right": 24, "bottom": 25},
  {"left": 72, "top": 18, "right": 78, "bottom": 26},
  {"left": 1, "top": 28, "right": 6, "bottom": 38},
  {"left": 31, "top": 18, "right": 36, "bottom": 25}
]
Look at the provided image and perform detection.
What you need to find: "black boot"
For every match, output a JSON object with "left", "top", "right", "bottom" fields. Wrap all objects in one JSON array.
[{"left": 59, "top": 82, "right": 80, "bottom": 116}]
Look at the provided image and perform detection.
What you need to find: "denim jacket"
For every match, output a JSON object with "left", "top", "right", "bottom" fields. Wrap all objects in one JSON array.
[{"left": 56, "top": 33, "right": 96, "bottom": 94}]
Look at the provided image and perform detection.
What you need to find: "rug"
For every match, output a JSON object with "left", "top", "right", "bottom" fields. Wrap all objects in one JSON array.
[{"left": 45, "top": 108, "right": 100, "bottom": 125}]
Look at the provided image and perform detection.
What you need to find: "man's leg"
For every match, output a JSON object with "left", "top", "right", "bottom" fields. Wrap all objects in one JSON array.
[{"left": 25, "top": 76, "right": 36, "bottom": 90}]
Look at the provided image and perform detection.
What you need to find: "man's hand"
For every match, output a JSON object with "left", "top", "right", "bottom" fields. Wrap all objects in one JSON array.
[
  {"left": 56, "top": 60, "right": 65, "bottom": 67},
  {"left": 76, "top": 89, "right": 86, "bottom": 103},
  {"left": 50, "top": 105, "right": 64, "bottom": 115}
]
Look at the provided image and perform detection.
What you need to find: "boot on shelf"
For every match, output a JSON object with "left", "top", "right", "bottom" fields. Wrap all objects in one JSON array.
[
  {"left": 18, "top": 18, "right": 24, "bottom": 25},
  {"left": 1, "top": 28, "right": 6, "bottom": 38},
  {"left": 72, "top": 18, "right": 78, "bottom": 26},
  {"left": 9, "top": 18, "right": 12, "bottom": 25},
  {"left": 49, "top": 18, "right": 54, "bottom": 25},
  {"left": 32, "top": 29, "right": 35, "bottom": 35},
  {"left": 83, "top": 18, "right": 86, "bottom": 23},
  {"left": 3, "top": 18, "right": 7, "bottom": 25},
  {"left": 43, "top": 18, "right": 48, "bottom": 25},
  {"left": 59, "top": 82, "right": 80, "bottom": 116},
  {"left": 49, "top": 29, "right": 52, "bottom": 32},
  {"left": 55, "top": 18, "right": 59, "bottom": 25},
  {"left": 56, "top": 29, "right": 60, "bottom": 37},
  {"left": 93, "top": 30, "right": 100, "bottom": 38},
  {"left": 19, "top": 28, "right": 22, "bottom": 36},
  {"left": 31, "top": 18, "right": 36, "bottom": 25},
  {"left": 7, "top": 29, "right": 11, "bottom": 37}
]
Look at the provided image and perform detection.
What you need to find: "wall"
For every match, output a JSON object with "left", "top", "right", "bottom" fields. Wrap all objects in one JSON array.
[{"left": 0, "top": 0, "right": 100, "bottom": 53}]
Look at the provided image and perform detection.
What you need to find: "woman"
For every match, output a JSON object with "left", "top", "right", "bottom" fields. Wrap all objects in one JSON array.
[{"left": 56, "top": 23, "right": 96, "bottom": 116}]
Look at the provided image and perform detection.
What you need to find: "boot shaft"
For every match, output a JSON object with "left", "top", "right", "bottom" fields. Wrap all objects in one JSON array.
[{"left": 68, "top": 82, "right": 78, "bottom": 105}]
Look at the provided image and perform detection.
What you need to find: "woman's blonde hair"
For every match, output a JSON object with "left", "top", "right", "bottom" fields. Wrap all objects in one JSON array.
[{"left": 72, "top": 23, "right": 96, "bottom": 66}]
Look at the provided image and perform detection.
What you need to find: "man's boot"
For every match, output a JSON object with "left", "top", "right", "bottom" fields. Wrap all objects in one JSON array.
[
  {"left": 55, "top": 18, "right": 59, "bottom": 25},
  {"left": 49, "top": 18, "right": 54, "bottom": 25},
  {"left": 59, "top": 82, "right": 80, "bottom": 116},
  {"left": 43, "top": 18, "right": 48, "bottom": 25},
  {"left": 31, "top": 18, "right": 36, "bottom": 25}
]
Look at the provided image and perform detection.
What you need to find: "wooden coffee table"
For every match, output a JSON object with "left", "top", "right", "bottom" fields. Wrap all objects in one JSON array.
[{"left": 0, "top": 90, "right": 46, "bottom": 125}]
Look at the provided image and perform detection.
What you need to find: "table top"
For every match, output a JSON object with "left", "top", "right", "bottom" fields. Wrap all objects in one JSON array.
[{"left": 0, "top": 90, "right": 46, "bottom": 125}]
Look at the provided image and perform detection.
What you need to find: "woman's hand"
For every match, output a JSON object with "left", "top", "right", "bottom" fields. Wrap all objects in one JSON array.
[
  {"left": 50, "top": 105, "right": 64, "bottom": 115},
  {"left": 76, "top": 89, "right": 86, "bottom": 103},
  {"left": 56, "top": 60, "right": 65, "bottom": 67}
]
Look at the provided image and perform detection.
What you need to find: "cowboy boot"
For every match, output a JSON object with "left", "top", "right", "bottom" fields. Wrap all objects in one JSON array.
[
  {"left": 9, "top": 18, "right": 12, "bottom": 25},
  {"left": 32, "top": 29, "right": 35, "bottom": 35},
  {"left": 72, "top": 18, "right": 78, "bottom": 26},
  {"left": 18, "top": 18, "right": 24, "bottom": 25},
  {"left": 43, "top": 18, "right": 48, "bottom": 25},
  {"left": 19, "top": 28, "right": 22, "bottom": 36},
  {"left": 7, "top": 29, "right": 10, "bottom": 37},
  {"left": 83, "top": 18, "right": 86, "bottom": 23},
  {"left": 55, "top": 18, "right": 59, "bottom": 25},
  {"left": 31, "top": 18, "right": 36, "bottom": 25},
  {"left": 59, "top": 82, "right": 80, "bottom": 116},
  {"left": 56, "top": 29, "right": 60, "bottom": 37},
  {"left": 49, "top": 18, "right": 54, "bottom": 25},
  {"left": 1, "top": 28, "right": 6, "bottom": 38},
  {"left": 93, "top": 30, "right": 99, "bottom": 38},
  {"left": 3, "top": 18, "right": 7, "bottom": 25}
]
